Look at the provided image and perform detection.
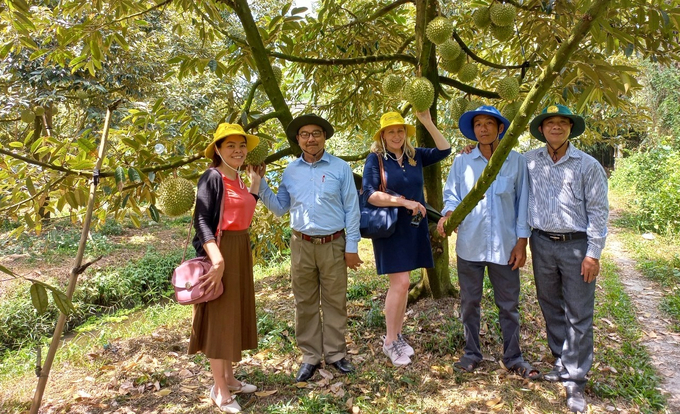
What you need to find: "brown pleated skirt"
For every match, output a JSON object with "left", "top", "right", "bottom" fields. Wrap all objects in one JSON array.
[{"left": 188, "top": 229, "right": 257, "bottom": 361}]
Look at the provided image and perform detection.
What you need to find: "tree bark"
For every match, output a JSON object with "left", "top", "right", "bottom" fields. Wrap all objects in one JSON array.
[{"left": 410, "top": 0, "right": 456, "bottom": 300}]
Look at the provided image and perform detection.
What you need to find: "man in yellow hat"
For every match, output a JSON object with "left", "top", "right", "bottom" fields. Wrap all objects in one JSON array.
[
  {"left": 526, "top": 105, "right": 609, "bottom": 413},
  {"left": 257, "top": 113, "right": 363, "bottom": 382}
]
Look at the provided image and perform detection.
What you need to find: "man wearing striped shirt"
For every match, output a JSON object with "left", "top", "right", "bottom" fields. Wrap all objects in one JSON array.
[{"left": 525, "top": 105, "right": 609, "bottom": 413}]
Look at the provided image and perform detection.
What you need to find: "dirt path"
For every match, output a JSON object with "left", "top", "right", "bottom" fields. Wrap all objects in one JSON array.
[{"left": 607, "top": 220, "right": 680, "bottom": 412}]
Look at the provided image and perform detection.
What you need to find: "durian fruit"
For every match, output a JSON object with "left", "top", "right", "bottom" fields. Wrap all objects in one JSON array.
[
  {"left": 404, "top": 77, "right": 435, "bottom": 112},
  {"left": 496, "top": 76, "right": 520, "bottom": 100},
  {"left": 425, "top": 16, "right": 454, "bottom": 45},
  {"left": 438, "top": 39, "right": 462, "bottom": 61},
  {"left": 33, "top": 106, "right": 45, "bottom": 116},
  {"left": 472, "top": 7, "right": 491, "bottom": 30},
  {"left": 382, "top": 74, "right": 404, "bottom": 96},
  {"left": 271, "top": 66, "right": 282, "bottom": 85},
  {"left": 502, "top": 101, "right": 522, "bottom": 121},
  {"left": 21, "top": 109, "right": 35, "bottom": 123},
  {"left": 490, "top": 23, "right": 514, "bottom": 41},
  {"left": 440, "top": 52, "right": 466, "bottom": 74},
  {"left": 244, "top": 138, "right": 268, "bottom": 166},
  {"left": 450, "top": 97, "right": 468, "bottom": 122},
  {"left": 457, "top": 63, "right": 479, "bottom": 83},
  {"left": 466, "top": 100, "right": 484, "bottom": 112},
  {"left": 490, "top": 3, "right": 517, "bottom": 27},
  {"left": 157, "top": 177, "right": 196, "bottom": 217}
]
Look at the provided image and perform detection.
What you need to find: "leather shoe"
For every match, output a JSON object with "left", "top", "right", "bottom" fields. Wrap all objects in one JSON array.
[
  {"left": 545, "top": 364, "right": 566, "bottom": 382},
  {"left": 329, "top": 357, "right": 355, "bottom": 374},
  {"left": 295, "top": 363, "right": 320, "bottom": 382},
  {"left": 566, "top": 385, "right": 587, "bottom": 413}
]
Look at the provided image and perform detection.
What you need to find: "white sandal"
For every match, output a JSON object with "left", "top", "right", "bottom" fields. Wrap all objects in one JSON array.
[
  {"left": 210, "top": 386, "right": 242, "bottom": 413},
  {"left": 228, "top": 380, "right": 257, "bottom": 394}
]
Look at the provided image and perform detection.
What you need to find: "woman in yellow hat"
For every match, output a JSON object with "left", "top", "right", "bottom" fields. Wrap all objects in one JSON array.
[
  {"left": 361, "top": 110, "right": 451, "bottom": 367},
  {"left": 188, "top": 123, "right": 262, "bottom": 413}
]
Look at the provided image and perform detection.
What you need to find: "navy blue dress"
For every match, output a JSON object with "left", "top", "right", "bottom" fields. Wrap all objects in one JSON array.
[{"left": 362, "top": 147, "right": 451, "bottom": 274}]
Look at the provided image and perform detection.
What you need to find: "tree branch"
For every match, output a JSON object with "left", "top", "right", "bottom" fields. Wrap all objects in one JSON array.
[
  {"left": 332, "top": 0, "right": 415, "bottom": 31},
  {"left": 452, "top": 31, "right": 533, "bottom": 70},
  {"left": 269, "top": 51, "right": 417, "bottom": 66},
  {"left": 438, "top": 75, "right": 499, "bottom": 98},
  {"left": 0, "top": 175, "right": 67, "bottom": 214},
  {"left": 243, "top": 79, "right": 262, "bottom": 113},
  {"left": 244, "top": 110, "right": 284, "bottom": 131},
  {"left": 107, "top": 0, "right": 174, "bottom": 26},
  {"left": 0, "top": 147, "right": 203, "bottom": 178}
]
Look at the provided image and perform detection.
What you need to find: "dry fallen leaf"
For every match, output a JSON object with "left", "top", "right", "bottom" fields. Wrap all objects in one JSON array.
[
  {"left": 156, "top": 389, "right": 172, "bottom": 397},
  {"left": 254, "top": 390, "right": 277, "bottom": 397},
  {"left": 318, "top": 369, "right": 334, "bottom": 380}
]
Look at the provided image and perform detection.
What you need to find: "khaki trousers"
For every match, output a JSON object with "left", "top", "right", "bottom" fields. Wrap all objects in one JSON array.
[{"left": 290, "top": 233, "right": 348, "bottom": 365}]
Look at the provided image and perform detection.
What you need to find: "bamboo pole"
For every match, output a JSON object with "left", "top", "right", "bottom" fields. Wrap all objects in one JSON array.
[{"left": 30, "top": 100, "right": 121, "bottom": 414}]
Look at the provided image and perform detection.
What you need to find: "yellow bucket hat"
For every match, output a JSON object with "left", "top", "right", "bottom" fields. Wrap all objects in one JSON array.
[
  {"left": 205, "top": 123, "right": 260, "bottom": 159},
  {"left": 372, "top": 112, "right": 416, "bottom": 141}
]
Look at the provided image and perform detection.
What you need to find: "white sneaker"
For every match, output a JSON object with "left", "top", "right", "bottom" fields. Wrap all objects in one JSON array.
[
  {"left": 382, "top": 336, "right": 411, "bottom": 366},
  {"left": 210, "top": 386, "right": 241, "bottom": 413},
  {"left": 397, "top": 334, "right": 415, "bottom": 357}
]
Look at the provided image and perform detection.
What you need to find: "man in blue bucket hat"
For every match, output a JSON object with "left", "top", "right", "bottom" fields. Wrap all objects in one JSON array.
[
  {"left": 526, "top": 104, "right": 609, "bottom": 413},
  {"left": 437, "top": 105, "right": 540, "bottom": 380}
]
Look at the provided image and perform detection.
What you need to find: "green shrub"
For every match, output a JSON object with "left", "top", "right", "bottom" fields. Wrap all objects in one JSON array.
[
  {"left": 610, "top": 148, "right": 680, "bottom": 234},
  {"left": 0, "top": 249, "right": 182, "bottom": 353}
]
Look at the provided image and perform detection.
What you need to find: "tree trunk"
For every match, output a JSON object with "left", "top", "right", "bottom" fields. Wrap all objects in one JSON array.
[{"left": 409, "top": 0, "right": 456, "bottom": 301}]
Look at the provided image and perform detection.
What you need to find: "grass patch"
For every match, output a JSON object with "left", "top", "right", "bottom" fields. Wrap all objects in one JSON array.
[
  {"left": 610, "top": 188, "right": 680, "bottom": 330},
  {"left": 0, "top": 248, "right": 183, "bottom": 353},
  {"left": 591, "top": 259, "right": 666, "bottom": 412}
]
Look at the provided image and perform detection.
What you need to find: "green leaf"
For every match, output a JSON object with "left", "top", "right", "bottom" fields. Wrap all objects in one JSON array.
[
  {"left": 128, "top": 167, "right": 142, "bottom": 183},
  {"left": 115, "top": 166, "right": 125, "bottom": 191},
  {"left": 11, "top": 0, "right": 30, "bottom": 13},
  {"left": 149, "top": 204, "right": 160, "bottom": 222},
  {"left": 51, "top": 289, "right": 75, "bottom": 315},
  {"left": 0, "top": 264, "right": 17, "bottom": 277},
  {"left": 30, "top": 283, "right": 49, "bottom": 314},
  {"left": 26, "top": 176, "right": 36, "bottom": 196},
  {"left": 9, "top": 141, "right": 23, "bottom": 148}
]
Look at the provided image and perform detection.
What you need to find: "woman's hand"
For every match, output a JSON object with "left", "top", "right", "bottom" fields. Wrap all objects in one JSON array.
[
  {"left": 198, "top": 262, "right": 224, "bottom": 294},
  {"left": 415, "top": 110, "right": 432, "bottom": 125},
  {"left": 460, "top": 144, "right": 475, "bottom": 154},
  {"left": 403, "top": 199, "right": 426, "bottom": 217},
  {"left": 247, "top": 164, "right": 262, "bottom": 184}
]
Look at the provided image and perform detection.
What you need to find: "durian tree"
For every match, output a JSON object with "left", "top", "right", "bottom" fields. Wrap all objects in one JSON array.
[{"left": 2, "top": 0, "right": 680, "bottom": 302}]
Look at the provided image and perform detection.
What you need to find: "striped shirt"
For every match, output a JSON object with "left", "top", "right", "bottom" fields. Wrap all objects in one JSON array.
[{"left": 525, "top": 144, "right": 609, "bottom": 259}]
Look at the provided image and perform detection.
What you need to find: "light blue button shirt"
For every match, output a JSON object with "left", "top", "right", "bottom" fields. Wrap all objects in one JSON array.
[
  {"left": 442, "top": 147, "right": 530, "bottom": 265},
  {"left": 258, "top": 151, "right": 361, "bottom": 253}
]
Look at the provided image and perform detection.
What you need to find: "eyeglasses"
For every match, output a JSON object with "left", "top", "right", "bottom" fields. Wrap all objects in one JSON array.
[{"left": 298, "top": 130, "right": 324, "bottom": 139}]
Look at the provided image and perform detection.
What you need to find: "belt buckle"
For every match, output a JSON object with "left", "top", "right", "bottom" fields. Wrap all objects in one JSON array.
[
  {"left": 549, "top": 234, "right": 562, "bottom": 241},
  {"left": 311, "top": 237, "right": 323, "bottom": 245}
]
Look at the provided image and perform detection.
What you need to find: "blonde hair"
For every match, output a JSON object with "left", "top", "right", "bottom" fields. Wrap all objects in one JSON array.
[{"left": 370, "top": 130, "right": 416, "bottom": 162}]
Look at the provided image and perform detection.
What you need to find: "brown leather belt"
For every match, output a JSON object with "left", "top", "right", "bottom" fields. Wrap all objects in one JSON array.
[
  {"left": 534, "top": 229, "right": 587, "bottom": 242},
  {"left": 293, "top": 229, "right": 344, "bottom": 245}
]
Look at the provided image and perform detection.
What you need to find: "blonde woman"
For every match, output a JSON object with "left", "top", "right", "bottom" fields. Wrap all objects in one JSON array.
[{"left": 361, "top": 111, "right": 451, "bottom": 366}]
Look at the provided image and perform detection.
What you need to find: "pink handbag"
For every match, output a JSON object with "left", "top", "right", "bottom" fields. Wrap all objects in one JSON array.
[{"left": 171, "top": 178, "right": 225, "bottom": 305}]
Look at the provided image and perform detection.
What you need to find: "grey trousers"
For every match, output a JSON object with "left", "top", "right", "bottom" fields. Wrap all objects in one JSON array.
[
  {"left": 290, "top": 233, "right": 348, "bottom": 365},
  {"left": 457, "top": 256, "right": 524, "bottom": 367},
  {"left": 530, "top": 230, "right": 595, "bottom": 388}
]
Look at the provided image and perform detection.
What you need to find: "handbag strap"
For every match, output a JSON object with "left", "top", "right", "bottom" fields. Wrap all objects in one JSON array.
[
  {"left": 180, "top": 169, "right": 226, "bottom": 263},
  {"left": 377, "top": 154, "right": 388, "bottom": 192}
]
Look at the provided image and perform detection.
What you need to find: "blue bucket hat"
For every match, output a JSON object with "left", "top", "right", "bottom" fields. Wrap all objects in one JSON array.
[
  {"left": 458, "top": 105, "right": 511, "bottom": 141},
  {"left": 529, "top": 104, "right": 585, "bottom": 142}
]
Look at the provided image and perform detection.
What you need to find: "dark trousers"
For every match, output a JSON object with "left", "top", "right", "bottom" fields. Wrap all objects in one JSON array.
[
  {"left": 530, "top": 230, "right": 595, "bottom": 388},
  {"left": 457, "top": 256, "right": 524, "bottom": 366}
]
